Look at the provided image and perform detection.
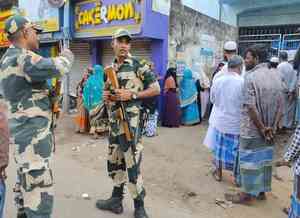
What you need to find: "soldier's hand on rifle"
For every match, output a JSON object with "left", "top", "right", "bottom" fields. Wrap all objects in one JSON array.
[
  {"left": 115, "top": 89, "right": 133, "bottom": 101},
  {"left": 103, "top": 91, "right": 111, "bottom": 103}
]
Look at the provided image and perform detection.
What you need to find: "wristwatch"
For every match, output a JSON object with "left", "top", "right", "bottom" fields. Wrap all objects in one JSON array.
[{"left": 131, "top": 92, "right": 138, "bottom": 100}]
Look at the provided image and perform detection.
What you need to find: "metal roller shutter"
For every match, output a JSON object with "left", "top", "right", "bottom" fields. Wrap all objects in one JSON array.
[
  {"left": 101, "top": 39, "right": 152, "bottom": 67},
  {"left": 69, "top": 41, "right": 91, "bottom": 95}
]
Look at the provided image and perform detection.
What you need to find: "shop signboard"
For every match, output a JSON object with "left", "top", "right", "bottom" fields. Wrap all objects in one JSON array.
[
  {"left": 19, "top": 0, "right": 60, "bottom": 32},
  {"left": 0, "top": 29, "right": 9, "bottom": 48},
  {"left": 0, "top": 10, "right": 13, "bottom": 48},
  {"left": 74, "top": 0, "right": 143, "bottom": 38}
]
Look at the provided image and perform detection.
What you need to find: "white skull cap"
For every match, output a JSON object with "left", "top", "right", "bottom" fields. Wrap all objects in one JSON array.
[
  {"left": 270, "top": 57, "right": 279, "bottom": 63},
  {"left": 224, "top": 41, "right": 237, "bottom": 51}
]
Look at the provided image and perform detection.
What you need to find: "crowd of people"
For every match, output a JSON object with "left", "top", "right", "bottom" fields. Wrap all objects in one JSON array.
[
  {"left": 71, "top": 39, "right": 300, "bottom": 217},
  {"left": 202, "top": 40, "right": 300, "bottom": 218},
  {"left": 3, "top": 13, "right": 300, "bottom": 218},
  {"left": 74, "top": 49, "right": 214, "bottom": 138},
  {"left": 161, "top": 65, "right": 210, "bottom": 128}
]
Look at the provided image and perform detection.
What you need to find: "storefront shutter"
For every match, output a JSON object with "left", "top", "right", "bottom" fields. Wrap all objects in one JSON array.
[
  {"left": 101, "top": 39, "right": 152, "bottom": 67},
  {"left": 69, "top": 41, "right": 91, "bottom": 95}
]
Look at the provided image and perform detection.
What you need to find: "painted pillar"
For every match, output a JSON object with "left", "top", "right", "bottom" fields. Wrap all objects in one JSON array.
[
  {"left": 91, "top": 41, "right": 98, "bottom": 65},
  {"left": 143, "top": 0, "right": 169, "bottom": 76},
  {"left": 63, "top": 0, "right": 70, "bottom": 42},
  {"left": 97, "top": 41, "right": 103, "bottom": 65},
  {"left": 92, "top": 40, "right": 104, "bottom": 65},
  {"left": 62, "top": 0, "right": 71, "bottom": 112},
  {"left": 144, "top": 0, "right": 169, "bottom": 117},
  {"left": 151, "top": 37, "right": 168, "bottom": 117}
]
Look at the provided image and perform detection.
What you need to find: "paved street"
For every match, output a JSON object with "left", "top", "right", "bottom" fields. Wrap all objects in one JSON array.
[{"left": 4, "top": 115, "right": 293, "bottom": 218}]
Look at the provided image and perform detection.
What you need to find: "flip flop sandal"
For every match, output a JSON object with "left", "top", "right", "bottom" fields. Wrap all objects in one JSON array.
[
  {"left": 215, "top": 199, "right": 230, "bottom": 209},
  {"left": 256, "top": 192, "right": 267, "bottom": 201},
  {"left": 229, "top": 175, "right": 240, "bottom": 187},
  {"left": 224, "top": 193, "right": 253, "bottom": 205},
  {"left": 212, "top": 169, "right": 222, "bottom": 182},
  {"left": 282, "top": 207, "right": 290, "bottom": 215}
]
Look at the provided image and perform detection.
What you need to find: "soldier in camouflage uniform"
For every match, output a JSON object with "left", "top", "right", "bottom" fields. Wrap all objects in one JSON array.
[
  {"left": 0, "top": 15, "right": 74, "bottom": 218},
  {"left": 95, "top": 29, "right": 160, "bottom": 218}
]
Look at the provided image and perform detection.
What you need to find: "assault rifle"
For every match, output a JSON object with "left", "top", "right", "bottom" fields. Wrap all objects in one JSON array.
[{"left": 104, "top": 66, "right": 134, "bottom": 148}]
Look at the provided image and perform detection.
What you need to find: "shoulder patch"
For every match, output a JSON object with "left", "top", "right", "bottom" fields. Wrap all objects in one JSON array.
[
  {"left": 139, "top": 59, "right": 147, "bottom": 65},
  {"left": 9, "top": 20, "right": 18, "bottom": 34}
]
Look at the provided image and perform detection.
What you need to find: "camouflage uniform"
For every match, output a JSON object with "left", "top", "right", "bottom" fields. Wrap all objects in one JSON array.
[
  {"left": 0, "top": 15, "right": 73, "bottom": 218},
  {"left": 106, "top": 56, "right": 158, "bottom": 203}
]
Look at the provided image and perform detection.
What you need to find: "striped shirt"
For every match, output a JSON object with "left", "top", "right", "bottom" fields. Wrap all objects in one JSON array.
[{"left": 285, "top": 125, "right": 300, "bottom": 175}]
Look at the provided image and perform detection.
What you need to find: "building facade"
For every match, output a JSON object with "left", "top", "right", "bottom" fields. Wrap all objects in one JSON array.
[
  {"left": 224, "top": 0, "right": 300, "bottom": 58},
  {"left": 169, "top": 0, "right": 238, "bottom": 78},
  {"left": 69, "top": 0, "right": 169, "bottom": 94},
  {"left": 0, "top": 0, "right": 66, "bottom": 59},
  {"left": 0, "top": 0, "right": 18, "bottom": 58},
  {"left": 18, "top": 0, "right": 66, "bottom": 58}
]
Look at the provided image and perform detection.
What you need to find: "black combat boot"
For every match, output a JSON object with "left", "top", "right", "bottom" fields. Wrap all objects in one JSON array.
[
  {"left": 17, "top": 210, "right": 27, "bottom": 218},
  {"left": 15, "top": 187, "right": 26, "bottom": 218},
  {"left": 134, "top": 206, "right": 149, "bottom": 218},
  {"left": 95, "top": 185, "right": 124, "bottom": 214},
  {"left": 134, "top": 189, "right": 149, "bottom": 218}
]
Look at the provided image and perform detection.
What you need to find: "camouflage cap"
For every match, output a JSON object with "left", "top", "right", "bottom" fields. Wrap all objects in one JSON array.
[
  {"left": 112, "top": 28, "right": 132, "bottom": 40},
  {"left": 4, "top": 14, "right": 43, "bottom": 35}
]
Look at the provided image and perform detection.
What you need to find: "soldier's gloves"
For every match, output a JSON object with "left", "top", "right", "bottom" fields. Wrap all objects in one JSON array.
[{"left": 60, "top": 48, "right": 74, "bottom": 68}]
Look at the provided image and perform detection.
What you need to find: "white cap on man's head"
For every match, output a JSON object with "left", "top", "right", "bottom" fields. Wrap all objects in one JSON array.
[
  {"left": 270, "top": 57, "right": 279, "bottom": 63},
  {"left": 224, "top": 41, "right": 237, "bottom": 51}
]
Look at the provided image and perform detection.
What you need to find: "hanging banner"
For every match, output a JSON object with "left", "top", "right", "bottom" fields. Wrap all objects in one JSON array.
[
  {"left": 0, "top": 29, "right": 9, "bottom": 48},
  {"left": 19, "top": 0, "right": 60, "bottom": 32},
  {"left": 74, "top": 0, "right": 143, "bottom": 38},
  {"left": 0, "top": 10, "right": 14, "bottom": 48}
]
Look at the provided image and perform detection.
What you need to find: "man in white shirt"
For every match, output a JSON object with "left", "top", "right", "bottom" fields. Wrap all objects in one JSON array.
[
  {"left": 209, "top": 55, "right": 244, "bottom": 183},
  {"left": 278, "top": 51, "right": 298, "bottom": 129},
  {"left": 204, "top": 41, "right": 237, "bottom": 150}
]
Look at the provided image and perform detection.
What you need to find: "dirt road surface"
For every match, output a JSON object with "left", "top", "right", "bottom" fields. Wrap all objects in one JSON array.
[{"left": 5, "top": 116, "right": 293, "bottom": 218}]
